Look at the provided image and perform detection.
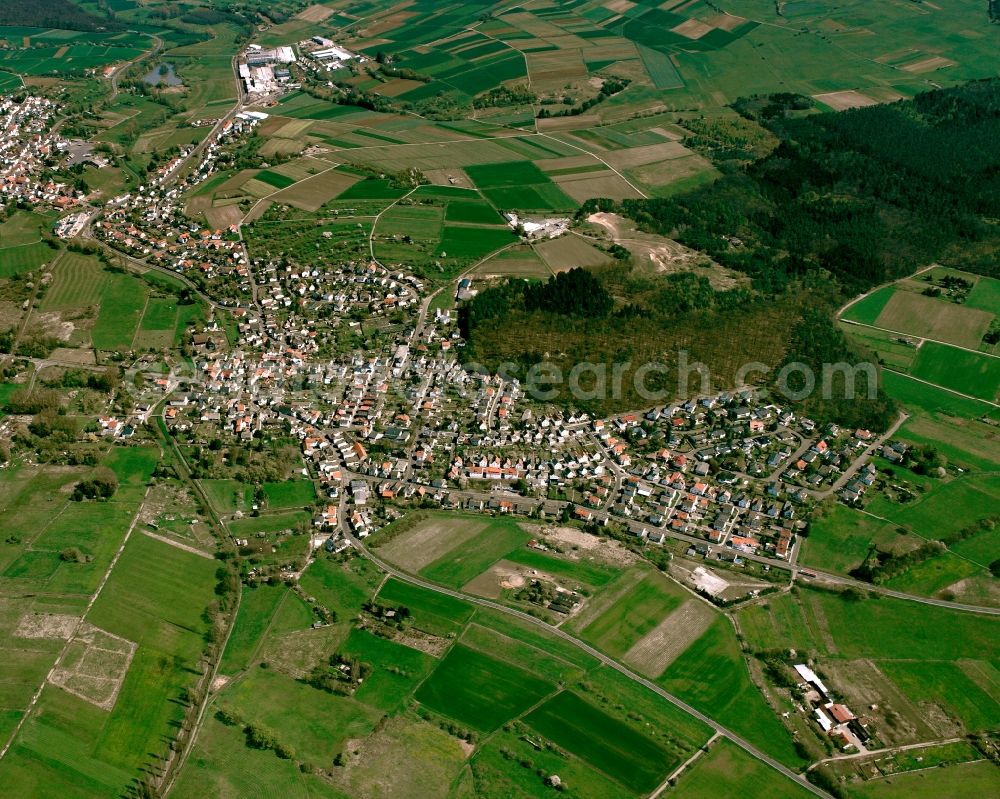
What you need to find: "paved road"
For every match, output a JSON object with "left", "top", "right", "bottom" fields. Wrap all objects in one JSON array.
[
  {"left": 108, "top": 34, "right": 163, "bottom": 99},
  {"left": 345, "top": 532, "right": 833, "bottom": 799},
  {"left": 835, "top": 264, "right": 936, "bottom": 319},
  {"left": 814, "top": 410, "right": 910, "bottom": 499},
  {"left": 804, "top": 570, "right": 1000, "bottom": 615},
  {"left": 80, "top": 227, "right": 229, "bottom": 313},
  {"left": 325, "top": 453, "right": 1000, "bottom": 616}
]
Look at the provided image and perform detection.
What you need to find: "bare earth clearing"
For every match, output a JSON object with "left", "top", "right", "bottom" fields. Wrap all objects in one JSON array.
[
  {"left": 586, "top": 212, "right": 746, "bottom": 289},
  {"left": 535, "top": 524, "right": 639, "bottom": 567}
]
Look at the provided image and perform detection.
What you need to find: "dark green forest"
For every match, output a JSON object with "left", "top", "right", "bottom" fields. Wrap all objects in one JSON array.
[
  {"left": 464, "top": 80, "right": 1000, "bottom": 428},
  {"left": 0, "top": 0, "right": 121, "bottom": 31},
  {"left": 617, "top": 78, "right": 1000, "bottom": 293}
]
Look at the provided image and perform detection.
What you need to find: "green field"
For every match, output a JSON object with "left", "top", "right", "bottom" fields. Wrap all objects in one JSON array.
[
  {"left": 255, "top": 169, "right": 296, "bottom": 190},
  {"left": 0, "top": 241, "right": 57, "bottom": 277},
  {"left": 842, "top": 286, "right": 896, "bottom": 325},
  {"left": 878, "top": 660, "right": 1000, "bottom": 732},
  {"left": 909, "top": 342, "right": 1000, "bottom": 401},
  {"left": 746, "top": 585, "right": 999, "bottom": 661},
  {"left": 881, "top": 370, "right": 999, "bottom": 421},
  {"left": 217, "top": 582, "right": 287, "bottom": 674},
  {"left": 0, "top": 528, "right": 218, "bottom": 796},
  {"left": 503, "top": 548, "right": 619, "bottom": 587},
  {"left": 673, "top": 739, "right": 815, "bottom": 799},
  {"left": 884, "top": 551, "right": 983, "bottom": 597},
  {"left": 437, "top": 225, "right": 517, "bottom": 261},
  {"left": 375, "top": 576, "right": 474, "bottom": 636},
  {"left": 524, "top": 690, "right": 674, "bottom": 793},
  {"left": 92, "top": 273, "right": 149, "bottom": 351},
  {"left": 444, "top": 200, "right": 504, "bottom": 224},
  {"left": 845, "top": 759, "right": 1000, "bottom": 799},
  {"left": 419, "top": 517, "right": 531, "bottom": 588},
  {"left": 660, "top": 616, "right": 806, "bottom": 768},
  {"left": 298, "top": 555, "right": 383, "bottom": 622},
  {"left": 262, "top": 480, "right": 316, "bottom": 508},
  {"left": 802, "top": 503, "right": 913, "bottom": 575},
  {"left": 864, "top": 473, "right": 1000, "bottom": 542},
  {"left": 737, "top": 586, "right": 1000, "bottom": 739},
  {"left": 219, "top": 666, "right": 381, "bottom": 766},
  {"left": 466, "top": 161, "right": 575, "bottom": 211},
  {"left": 170, "top": 713, "right": 348, "bottom": 799},
  {"left": 415, "top": 644, "right": 553, "bottom": 732},
  {"left": 574, "top": 568, "right": 686, "bottom": 657},
  {"left": 338, "top": 628, "right": 436, "bottom": 712},
  {"left": 964, "top": 274, "right": 1000, "bottom": 313},
  {"left": 198, "top": 478, "right": 250, "bottom": 515},
  {"left": 227, "top": 510, "right": 310, "bottom": 537}
]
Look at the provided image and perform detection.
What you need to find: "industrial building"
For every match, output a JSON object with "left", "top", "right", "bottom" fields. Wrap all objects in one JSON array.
[{"left": 244, "top": 45, "right": 296, "bottom": 67}]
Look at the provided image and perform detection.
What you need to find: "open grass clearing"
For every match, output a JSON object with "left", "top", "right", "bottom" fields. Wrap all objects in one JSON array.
[
  {"left": 262, "top": 479, "right": 316, "bottom": 509},
  {"left": 879, "top": 660, "right": 1000, "bottom": 732},
  {"left": 909, "top": 341, "right": 1000, "bottom": 401},
  {"left": 622, "top": 598, "right": 716, "bottom": 678},
  {"left": 845, "top": 759, "right": 1000, "bottom": 799},
  {"left": 660, "top": 615, "right": 806, "bottom": 768},
  {"left": 802, "top": 503, "right": 916, "bottom": 576},
  {"left": 338, "top": 627, "right": 436, "bottom": 712},
  {"left": 218, "top": 665, "right": 380, "bottom": 768},
  {"left": 469, "top": 245, "right": 551, "bottom": 278},
  {"left": 169, "top": 713, "right": 347, "bottom": 799},
  {"left": 841, "top": 285, "right": 897, "bottom": 325},
  {"left": 218, "top": 582, "right": 287, "bottom": 675},
  {"left": 375, "top": 577, "right": 474, "bottom": 637},
  {"left": 269, "top": 170, "right": 360, "bottom": 212},
  {"left": 534, "top": 235, "right": 612, "bottom": 272}
]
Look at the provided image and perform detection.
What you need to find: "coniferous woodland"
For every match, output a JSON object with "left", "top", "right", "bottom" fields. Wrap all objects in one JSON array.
[
  {"left": 465, "top": 79, "right": 1000, "bottom": 428},
  {"left": 0, "top": 0, "right": 122, "bottom": 31}
]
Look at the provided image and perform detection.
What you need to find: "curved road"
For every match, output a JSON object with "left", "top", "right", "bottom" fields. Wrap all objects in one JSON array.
[{"left": 345, "top": 532, "right": 833, "bottom": 799}]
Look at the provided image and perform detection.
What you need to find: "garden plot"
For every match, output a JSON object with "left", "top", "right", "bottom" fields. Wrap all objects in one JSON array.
[
  {"left": 14, "top": 613, "right": 79, "bottom": 640},
  {"left": 47, "top": 623, "right": 136, "bottom": 711}
]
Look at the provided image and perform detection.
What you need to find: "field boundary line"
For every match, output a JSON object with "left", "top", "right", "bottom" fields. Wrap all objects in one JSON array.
[
  {"left": 856, "top": 508, "right": 993, "bottom": 570},
  {"left": 807, "top": 736, "right": 965, "bottom": 771},
  {"left": 653, "top": 731, "right": 721, "bottom": 798},
  {"left": 842, "top": 319, "right": 1000, "bottom": 361},
  {"left": 880, "top": 368, "right": 1000, "bottom": 408},
  {"left": 141, "top": 528, "right": 214, "bottom": 559},
  {"left": 129, "top": 294, "right": 151, "bottom": 351},
  {"left": 242, "top": 161, "right": 343, "bottom": 223}
]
